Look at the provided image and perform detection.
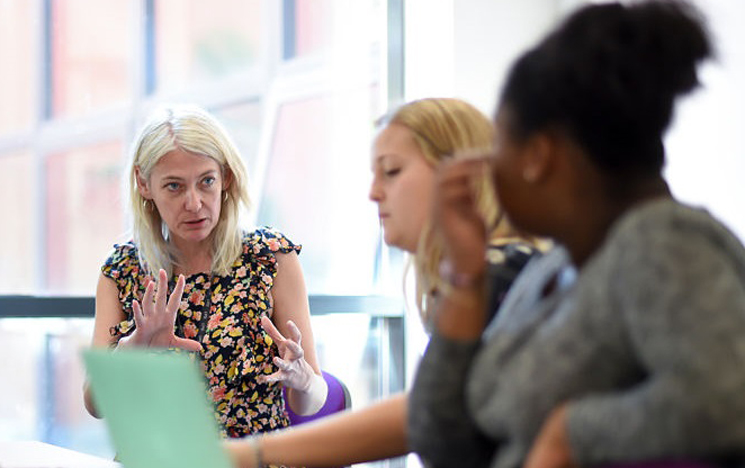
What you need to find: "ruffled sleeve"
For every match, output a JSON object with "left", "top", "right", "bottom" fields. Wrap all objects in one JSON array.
[
  {"left": 101, "top": 241, "right": 150, "bottom": 342},
  {"left": 239, "top": 227, "right": 301, "bottom": 314}
]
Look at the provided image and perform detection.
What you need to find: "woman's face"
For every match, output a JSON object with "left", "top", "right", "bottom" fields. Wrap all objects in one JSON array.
[
  {"left": 138, "top": 149, "right": 227, "bottom": 249},
  {"left": 369, "top": 123, "right": 436, "bottom": 253}
]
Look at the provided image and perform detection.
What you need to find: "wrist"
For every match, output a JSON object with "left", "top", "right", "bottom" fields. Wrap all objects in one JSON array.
[
  {"left": 114, "top": 335, "right": 133, "bottom": 350},
  {"left": 246, "top": 436, "right": 264, "bottom": 468},
  {"left": 438, "top": 259, "right": 485, "bottom": 290},
  {"left": 286, "top": 372, "right": 328, "bottom": 416}
]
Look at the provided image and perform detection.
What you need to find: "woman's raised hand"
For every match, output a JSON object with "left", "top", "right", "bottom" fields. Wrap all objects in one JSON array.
[
  {"left": 118, "top": 269, "right": 202, "bottom": 352},
  {"left": 433, "top": 157, "right": 491, "bottom": 280}
]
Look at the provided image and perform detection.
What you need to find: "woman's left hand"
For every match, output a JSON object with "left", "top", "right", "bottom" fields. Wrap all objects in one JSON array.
[
  {"left": 524, "top": 404, "right": 578, "bottom": 468},
  {"left": 258, "top": 316, "right": 316, "bottom": 392}
]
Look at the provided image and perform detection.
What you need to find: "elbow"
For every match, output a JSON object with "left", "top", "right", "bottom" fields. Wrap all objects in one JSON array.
[{"left": 83, "top": 382, "right": 103, "bottom": 419}]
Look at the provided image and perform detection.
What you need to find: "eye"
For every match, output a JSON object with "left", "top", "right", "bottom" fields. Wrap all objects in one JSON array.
[
  {"left": 164, "top": 182, "right": 181, "bottom": 191},
  {"left": 202, "top": 176, "right": 216, "bottom": 187},
  {"left": 384, "top": 168, "right": 401, "bottom": 178}
]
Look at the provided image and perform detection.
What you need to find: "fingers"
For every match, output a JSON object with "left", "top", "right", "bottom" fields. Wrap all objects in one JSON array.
[
  {"left": 258, "top": 371, "right": 283, "bottom": 384},
  {"left": 173, "top": 336, "right": 204, "bottom": 353},
  {"left": 154, "top": 269, "right": 167, "bottom": 313},
  {"left": 286, "top": 320, "right": 303, "bottom": 346},
  {"left": 273, "top": 356, "right": 292, "bottom": 371},
  {"left": 282, "top": 339, "right": 304, "bottom": 359},
  {"left": 141, "top": 279, "right": 155, "bottom": 314},
  {"left": 260, "top": 316, "right": 285, "bottom": 344},
  {"left": 167, "top": 274, "right": 185, "bottom": 315},
  {"left": 132, "top": 299, "right": 144, "bottom": 327},
  {"left": 437, "top": 159, "right": 489, "bottom": 207}
]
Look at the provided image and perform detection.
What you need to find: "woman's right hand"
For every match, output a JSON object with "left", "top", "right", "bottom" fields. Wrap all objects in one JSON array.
[{"left": 117, "top": 269, "right": 202, "bottom": 352}]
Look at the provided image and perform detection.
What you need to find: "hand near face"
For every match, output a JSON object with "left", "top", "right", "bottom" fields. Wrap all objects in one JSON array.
[
  {"left": 118, "top": 269, "right": 203, "bottom": 352},
  {"left": 433, "top": 158, "right": 491, "bottom": 279},
  {"left": 258, "top": 316, "right": 316, "bottom": 392}
]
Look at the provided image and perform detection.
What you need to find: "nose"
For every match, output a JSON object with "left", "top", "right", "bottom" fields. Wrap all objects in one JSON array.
[
  {"left": 369, "top": 176, "right": 383, "bottom": 202},
  {"left": 184, "top": 187, "right": 202, "bottom": 212}
]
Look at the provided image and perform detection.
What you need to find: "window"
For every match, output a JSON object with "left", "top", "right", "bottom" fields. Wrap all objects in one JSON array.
[
  {"left": 49, "top": 0, "right": 135, "bottom": 118},
  {"left": 0, "top": 151, "right": 35, "bottom": 294},
  {"left": 45, "top": 141, "right": 125, "bottom": 293},
  {"left": 0, "top": 1, "right": 37, "bottom": 133},
  {"left": 0, "top": 2, "right": 405, "bottom": 466},
  {"left": 153, "top": 0, "right": 264, "bottom": 94}
]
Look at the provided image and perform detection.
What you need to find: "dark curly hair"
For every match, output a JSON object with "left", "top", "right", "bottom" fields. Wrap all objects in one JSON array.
[{"left": 498, "top": 0, "right": 713, "bottom": 176}]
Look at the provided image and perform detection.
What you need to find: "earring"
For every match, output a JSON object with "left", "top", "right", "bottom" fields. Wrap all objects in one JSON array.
[
  {"left": 142, "top": 199, "right": 153, "bottom": 211},
  {"left": 223, "top": 191, "right": 229, "bottom": 203}
]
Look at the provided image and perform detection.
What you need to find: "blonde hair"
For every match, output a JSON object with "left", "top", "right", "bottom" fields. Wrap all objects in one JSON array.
[
  {"left": 128, "top": 105, "right": 250, "bottom": 277},
  {"left": 382, "top": 98, "right": 534, "bottom": 323}
]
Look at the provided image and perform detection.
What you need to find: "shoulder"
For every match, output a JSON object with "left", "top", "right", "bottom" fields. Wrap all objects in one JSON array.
[
  {"left": 101, "top": 241, "right": 141, "bottom": 279},
  {"left": 604, "top": 199, "right": 745, "bottom": 266},
  {"left": 586, "top": 199, "right": 745, "bottom": 308},
  {"left": 242, "top": 227, "right": 302, "bottom": 258}
]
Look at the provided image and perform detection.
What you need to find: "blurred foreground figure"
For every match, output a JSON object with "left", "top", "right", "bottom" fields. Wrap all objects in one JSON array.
[{"left": 410, "top": 2, "right": 745, "bottom": 468}]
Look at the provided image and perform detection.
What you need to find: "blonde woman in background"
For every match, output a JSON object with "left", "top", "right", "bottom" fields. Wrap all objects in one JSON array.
[
  {"left": 83, "top": 105, "right": 327, "bottom": 442},
  {"left": 226, "top": 97, "right": 545, "bottom": 468}
]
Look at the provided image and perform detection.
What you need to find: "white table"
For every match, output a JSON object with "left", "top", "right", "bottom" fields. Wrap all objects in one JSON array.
[{"left": 0, "top": 441, "right": 119, "bottom": 468}]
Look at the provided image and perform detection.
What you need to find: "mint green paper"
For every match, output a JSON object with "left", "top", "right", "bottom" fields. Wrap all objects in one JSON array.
[{"left": 83, "top": 349, "right": 232, "bottom": 468}]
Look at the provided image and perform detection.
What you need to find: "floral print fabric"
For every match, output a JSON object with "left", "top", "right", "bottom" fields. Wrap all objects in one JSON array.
[{"left": 102, "top": 227, "right": 301, "bottom": 438}]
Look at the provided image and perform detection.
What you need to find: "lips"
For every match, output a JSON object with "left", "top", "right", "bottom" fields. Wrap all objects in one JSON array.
[{"left": 183, "top": 218, "right": 208, "bottom": 228}]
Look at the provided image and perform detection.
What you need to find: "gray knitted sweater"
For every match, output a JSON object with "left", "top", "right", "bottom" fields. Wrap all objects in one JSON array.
[{"left": 409, "top": 199, "right": 745, "bottom": 468}]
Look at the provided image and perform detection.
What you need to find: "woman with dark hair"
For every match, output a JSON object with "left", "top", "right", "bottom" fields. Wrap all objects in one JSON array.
[{"left": 410, "top": 2, "right": 745, "bottom": 468}]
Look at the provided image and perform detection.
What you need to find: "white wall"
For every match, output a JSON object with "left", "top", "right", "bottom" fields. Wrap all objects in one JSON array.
[
  {"left": 404, "top": 0, "right": 745, "bottom": 240},
  {"left": 404, "top": 0, "right": 559, "bottom": 115},
  {"left": 664, "top": 0, "right": 745, "bottom": 240}
]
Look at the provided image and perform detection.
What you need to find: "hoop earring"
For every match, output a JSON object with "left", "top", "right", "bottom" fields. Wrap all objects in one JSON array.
[
  {"left": 223, "top": 191, "right": 229, "bottom": 203},
  {"left": 143, "top": 199, "right": 153, "bottom": 211}
]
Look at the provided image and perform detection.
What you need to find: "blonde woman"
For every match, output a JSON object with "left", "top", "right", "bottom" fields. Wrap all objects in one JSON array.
[
  {"left": 83, "top": 105, "right": 327, "bottom": 441},
  {"left": 226, "top": 97, "right": 544, "bottom": 468}
]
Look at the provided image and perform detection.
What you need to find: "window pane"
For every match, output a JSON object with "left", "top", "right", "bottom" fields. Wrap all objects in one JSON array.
[
  {"left": 154, "top": 0, "right": 263, "bottom": 94},
  {"left": 256, "top": 90, "right": 381, "bottom": 295},
  {"left": 51, "top": 0, "right": 134, "bottom": 118},
  {"left": 0, "top": 1, "right": 37, "bottom": 132},
  {"left": 212, "top": 100, "right": 264, "bottom": 180},
  {"left": 0, "top": 152, "right": 36, "bottom": 294},
  {"left": 0, "top": 318, "right": 112, "bottom": 457},
  {"left": 46, "top": 142, "right": 125, "bottom": 293},
  {"left": 283, "top": 0, "right": 331, "bottom": 59}
]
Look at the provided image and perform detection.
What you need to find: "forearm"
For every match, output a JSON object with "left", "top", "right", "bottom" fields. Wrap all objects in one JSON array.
[
  {"left": 566, "top": 376, "right": 745, "bottom": 466},
  {"left": 230, "top": 394, "right": 409, "bottom": 467},
  {"left": 434, "top": 284, "right": 487, "bottom": 339},
  {"left": 409, "top": 333, "right": 493, "bottom": 468}
]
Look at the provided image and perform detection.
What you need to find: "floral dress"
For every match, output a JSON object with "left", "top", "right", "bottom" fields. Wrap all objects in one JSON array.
[{"left": 102, "top": 226, "right": 300, "bottom": 439}]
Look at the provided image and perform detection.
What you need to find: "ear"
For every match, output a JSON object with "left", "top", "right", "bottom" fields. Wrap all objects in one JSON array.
[
  {"left": 134, "top": 166, "right": 152, "bottom": 198},
  {"left": 222, "top": 168, "right": 233, "bottom": 191},
  {"left": 520, "top": 132, "right": 556, "bottom": 184}
]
